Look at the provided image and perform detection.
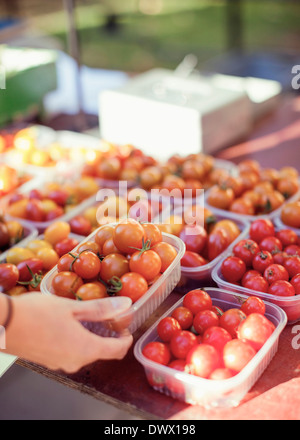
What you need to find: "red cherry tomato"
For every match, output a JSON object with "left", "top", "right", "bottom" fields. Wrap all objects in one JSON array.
[
  {"left": 182, "top": 289, "right": 212, "bottom": 315},
  {"left": 129, "top": 249, "right": 161, "bottom": 281},
  {"left": 243, "top": 275, "right": 269, "bottom": 293},
  {"left": 157, "top": 317, "right": 181, "bottom": 342},
  {"left": 283, "top": 255, "right": 300, "bottom": 278},
  {"left": 115, "top": 272, "right": 148, "bottom": 303},
  {"left": 0, "top": 263, "right": 19, "bottom": 291},
  {"left": 54, "top": 238, "right": 79, "bottom": 257},
  {"left": 142, "top": 341, "right": 171, "bottom": 365},
  {"left": 276, "top": 229, "right": 298, "bottom": 247},
  {"left": 259, "top": 236, "right": 283, "bottom": 253},
  {"left": 181, "top": 251, "right": 208, "bottom": 267},
  {"left": 263, "top": 263, "right": 289, "bottom": 284},
  {"left": 221, "top": 256, "right": 246, "bottom": 283},
  {"left": 240, "top": 296, "right": 266, "bottom": 316},
  {"left": 241, "top": 270, "right": 261, "bottom": 287},
  {"left": 291, "top": 273, "right": 300, "bottom": 294},
  {"left": 268, "top": 280, "right": 295, "bottom": 297},
  {"left": 249, "top": 219, "right": 275, "bottom": 243},
  {"left": 171, "top": 306, "right": 194, "bottom": 330},
  {"left": 170, "top": 330, "right": 198, "bottom": 359},
  {"left": 202, "top": 326, "right": 232, "bottom": 353},
  {"left": 69, "top": 216, "right": 92, "bottom": 236},
  {"left": 17, "top": 258, "right": 44, "bottom": 282},
  {"left": 179, "top": 224, "right": 207, "bottom": 254},
  {"left": 113, "top": 219, "right": 146, "bottom": 254},
  {"left": 152, "top": 242, "right": 177, "bottom": 272},
  {"left": 252, "top": 251, "right": 274, "bottom": 273},
  {"left": 52, "top": 271, "right": 83, "bottom": 299},
  {"left": 72, "top": 250, "right": 102, "bottom": 280},
  {"left": 186, "top": 344, "right": 221, "bottom": 378},
  {"left": 223, "top": 339, "right": 256, "bottom": 373},
  {"left": 219, "top": 308, "right": 247, "bottom": 338},
  {"left": 237, "top": 313, "right": 275, "bottom": 351},
  {"left": 193, "top": 309, "right": 219, "bottom": 335},
  {"left": 233, "top": 239, "right": 260, "bottom": 266}
]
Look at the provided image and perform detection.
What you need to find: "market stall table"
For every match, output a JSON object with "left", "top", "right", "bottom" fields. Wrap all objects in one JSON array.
[{"left": 16, "top": 92, "right": 300, "bottom": 420}]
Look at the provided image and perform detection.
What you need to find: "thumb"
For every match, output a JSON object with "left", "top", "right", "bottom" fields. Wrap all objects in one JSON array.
[{"left": 72, "top": 296, "right": 133, "bottom": 322}]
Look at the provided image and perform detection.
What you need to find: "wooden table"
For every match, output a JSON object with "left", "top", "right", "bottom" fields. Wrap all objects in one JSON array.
[{"left": 17, "top": 92, "right": 300, "bottom": 420}]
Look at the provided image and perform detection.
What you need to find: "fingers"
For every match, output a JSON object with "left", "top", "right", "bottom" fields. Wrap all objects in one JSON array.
[{"left": 72, "top": 296, "right": 133, "bottom": 322}]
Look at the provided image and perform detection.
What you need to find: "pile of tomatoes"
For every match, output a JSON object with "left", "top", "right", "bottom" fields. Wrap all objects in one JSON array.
[
  {"left": 207, "top": 159, "right": 299, "bottom": 216},
  {"left": 50, "top": 219, "right": 178, "bottom": 303},
  {"left": 221, "top": 218, "right": 300, "bottom": 298},
  {"left": 5, "top": 176, "right": 100, "bottom": 223},
  {"left": 142, "top": 289, "right": 275, "bottom": 389},
  {"left": 0, "top": 221, "right": 80, "bottom": 295}
]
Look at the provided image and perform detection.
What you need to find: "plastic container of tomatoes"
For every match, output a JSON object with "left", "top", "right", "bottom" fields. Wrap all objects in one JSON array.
[
  {"left": 212, "top": 225, "right": 300, "bottom": 323},
  {"left": 164, "top": 206, "right": 251, "bottom": 282},
  {"left": 134, "top": 287, "right": 287, "bottom": 409},
  {"left": 204, "top": 184, "right": 300, "bottom": 224},
  {"left": 40, "top": 226, "right": 186, "bottom": 336},
  {"left": 0, "top": 219, "right": 38, "bottom": 263}
]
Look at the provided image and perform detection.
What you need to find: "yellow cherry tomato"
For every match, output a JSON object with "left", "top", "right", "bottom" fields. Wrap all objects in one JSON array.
[
  {"left": 26, "top": 239, "right": 53, "bottom": 254},
  {"left": 36, "top": 248, "right": 59, "bottom": 271},
  {"left": 44, "top": 221, "right": 71, "bottom": 246},
  {"left": 6, "top": 247, "right": 35, "bottom": 265},
  {"left": 5, "top": 220, "right": 24, "bottom": 242}
]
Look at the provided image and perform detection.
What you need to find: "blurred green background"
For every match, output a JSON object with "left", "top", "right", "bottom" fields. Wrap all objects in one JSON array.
[{"left": 1, "top": 0, "right": 299, "bottom": 72}]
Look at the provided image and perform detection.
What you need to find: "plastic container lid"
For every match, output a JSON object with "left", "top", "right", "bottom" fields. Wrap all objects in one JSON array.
[
  {"left": 40, "top": 225, "right": 186, "bottom": 336},
  {"left": 134, "top": 287, "right": 287, "bottom": 409}
]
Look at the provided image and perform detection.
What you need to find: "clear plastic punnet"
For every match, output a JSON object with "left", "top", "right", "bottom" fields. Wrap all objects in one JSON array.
[
  {"left": 134, "top": 287, "right": 287, "bottom": 409},
  {"left": 41, "top": 224, "right": 186, "bottom": 336}
]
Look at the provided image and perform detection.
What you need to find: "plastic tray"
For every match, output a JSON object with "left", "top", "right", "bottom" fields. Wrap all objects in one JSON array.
[
  {"left": 204, "top": 183, "right": 300, "bottom": 223},
  {"left": 41, "top": 225, "right": 186, "bottom": 336},
  {"left": 0, "top": 219, "right": 38, "bottom": 263},
  {"left": 212, "top": 224, "right": 300, "bottom": 323},
  {"left": 134, "top": 287, "right": 287, "bottom": 409},
  {"left": 274, "top": 214, "right": 300, "bottom": 235}
]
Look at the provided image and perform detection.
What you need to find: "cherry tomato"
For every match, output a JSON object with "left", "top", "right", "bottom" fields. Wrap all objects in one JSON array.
[
  {"left": 276, "top": 229, "right": 298, "bottom": 247},
  {"left": 273, "top": 251, "right": 288, "bottom": 266},
  {"left": 100, "top": 253, "right": 129, "bottom": 284},
  {"left": 171, "top": 306, "right": 194, "bottom": 330},
  {"left": 25, "top": 199, "right": 45, "bottom": 222},
  {"left": 252, "top": 251, "right": 274, "bottom": 273},
  {"left": 57, "top": 252, "right": 78, "bottom": 272},
  {"left": 202, "top": 326, "right": 232, "bottom": 353},
  {"left": 94, "top": 224, "right": 114, "bottom": 249},
  {"left": 157, "top": 317, "right": 181, "bottom": 342},
  {"left": 129, "top": 249, "right": 161, "bottom": 281},
  {"left": 142, "top": 341, "right": 171, "bottom": 365},
  {"left": 291, "top": 273, "right": 300, "bottom": 294},
  {"left": 141, "top": 223, "right": 162, "bottom": 246},
  {"left": 237, "top": 313, "right": 275, "bottom": 351},
  {"left": 249, "top": 219, "right": 275, "bottom": 243},
  {"left": 233, "top": 239, "right": 260, "bottom": 266},
  {"left": 207, "top": 229, "right": 230, "bottom": 261},
  {"left": 263, "top": 263, "right": 289, "bottom": 284},
  {"left": 54, "top": 237, "right": 79, "bottom": 257},
  {"left": 47, "top": 189, "right": 69, "bottom": 206},
  {"left": 77, "top": 241, "right": 100, "bottom": 255},
  {"left": 36, "top": 248, "right": 59, "bottom": 271},
  {"left": 72, "top": 250, "right": 101, "bottom": 280},
  {"left": 268, "top": 280, "right": 295, "bottom": 297},
  {"left": 243, "top": 275, "right": 269, "bottom": 293},
  {"left": 283, "top": 255, "right": 300, "bottom": 278},
  {"left": 223, "top": 339, "right": 256, "bottom": 373},
  {"left": 0, "top": 263, "right": 19, "bottom": 291},
  {"left": 285, "top": 245, "right": 300, "bottom": 256},
  {"left": 113, "top": 219, "right": 146, "bottom": 254},
  {"left": 52, "top": 271, "right": 84, "bottom": 298},
  {"left": 115, "top": 272, "right": 148, "bottom": 303},
  {"left": 44, "top": 221, "right": 71, "bottom": 246},
  {"left": 241, "top": 270, "right": 261, "bottom": 287},
  {"left": 170, "top": 330, "right": 198, "bottom": 359},
  {"left": 102, "top": 237, "right": 120, "bottom": 256},
  {"left": 182, "top": 289, "right": 212, "bottom": 315},
  {"left": 76, "top": 282, "right": 108, "bottom": 300},
  {"left": 69, "top": 216, "right": 92, "bottom": 236},
  {"left": 240, "top": 296, "right": 266, "bottom": 316},
  {"left": 193, "top": 309, "right": 219, "bottom": 335},
  {"left": 152, "top": 242, "right": 177, "bottom": 272},
  {"left": 219, "top": 308, "right": 246, "bottom": 338},
  {"left": 17, "top": 258, "right": 44, "bottom": 282},
  {"left": 221, "top": 256, "right": 246, "bottom": 283},
  {"left": 179, "top": 224, "right": 207, "bottom": 254},
  {"left": 186, "top": 344, "right": 221, "bottom": 378},
  {"left": 45, "top": 206, "right": 64, "bottom": 221},
  {"left": 259, "top": 236, "right": 282, "bottom": 254}
]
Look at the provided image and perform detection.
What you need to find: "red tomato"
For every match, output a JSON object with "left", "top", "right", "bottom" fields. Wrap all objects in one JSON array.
[
  {"left": 181, "top": 251, "right": 208, "bottom": 267},
  {"left": 57, "top": 252, "right": 78, "bottom": 272},
  {"left": 152, "top": 242, "right": 177, "bottom": 272},
  {"left": 219, "top": 308, "right": 247, "bottom": 338},
  {"left": 17, "top": 258, "right": 44, "bottom": 282},
  {"left": 284, "top": 256, "right": 300, "bottom": 278},
  {"left": 186, "top": 344, "right": 221, "bottom": 378},
  {"left": 72, "top": 250, "right": 101, "bottom": 280},
  {"left": 113, "top": 219, "right": 146, "bottom": 254},
  {"left": 171, "top": 306, "right": 194, "bottom": 330},
  {"left": 243, "top": 275, "right": 269, "bottom": 293},
  {"left": 223, "top": 339, "right": 257, "bottom": 373},
  {"left": 142, "top": 341, "right": 171, "bottom": 365},
  {"left": 170, "top": 330, "right": 198, "bottom": 359},
  {"left": 0, "top": 263, "right": 19, "bottom": 291},
  {"left": 100, "top": 253, "right": 129, "bottom": 283},
  {"left": 291, "top": 273, "right": 300, "bottom": 294},
  {"left": 47, "top": 189, "right": 70, "bottom": 206},
  {"left": 276, "top": 229, "right": 298, "bottom": 247},
  {"left": 129, "top": 249, "right": 161, "bottom": 281},
  {"left": 45, "top": 206, "right": 64, "bottom": 221},
  {"left": 240, "top": 296, "right": 266, "bottom": 316},
  {"left": 182, "top": 289, "right": 212, "bottom": 315},
  {"left": 207, "top": 229, "right": 230, "bottom": 261},
  {"left": 285, "top": 245, "right": 300, "bottom": 256},
  {"left": 141, "top": 223, "right": 162, "bottom": 246},
  {"left": 252, "top": 251, "right": 274, "bottom": 273},
  {"left": 221, "top": 256, "right": 246, "bottom": 283},
  {"left": 55, "top": 238, "right": 79, "bottom": 257},
  {"left": 94, "top": 224, "right": 114, "bottom": 248},
  {"left": 249, "top": 219, "right": 275, "bottom": 243},
  {"left": 241, "top": 270, "right": 261, "bottom": 287},
  {"left": 179, "top": 224, "right": 207, "bottom": 254},
  {"left": 263, "top": 263, "right": 289, "bottom": 284},
  {"left": 202, "top": 326, "right": 232, "bottom": 352},
  {"left": 273, "top": 251, "right": 288, "bottom": 266},
  {"left": 233, "top": 239, "right": 260, "bottom": 266},
  {"left": 193, "top": 309, "right": 219, "bottom": 335},
  {"left": 157, "top": 317, "right": 181, "bottom": 342},
  {"left": 268, "top": 280, "right": 295, "bottom": 297},
  {"left": 52, "top": 271, "right": 84, "bottom": 298},
  {"left": 25, "top": 199, "right": 45, "bottom": 222},
  {"left": 237, "top": 313, "right": 275, "bottom": 351},
  {"left": 115, "top": 272, "right": 148, "bottom": 303},
  {"left": 259, "top": 236, "right": 283, "bottom": 254},
  {"left": 69, "top": 216, "right": 92, "bottom": 236}
]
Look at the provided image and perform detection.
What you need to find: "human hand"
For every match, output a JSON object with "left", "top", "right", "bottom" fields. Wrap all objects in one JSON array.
[{"left": 0, "top": 293, "right": 133, "bottom": 373}]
